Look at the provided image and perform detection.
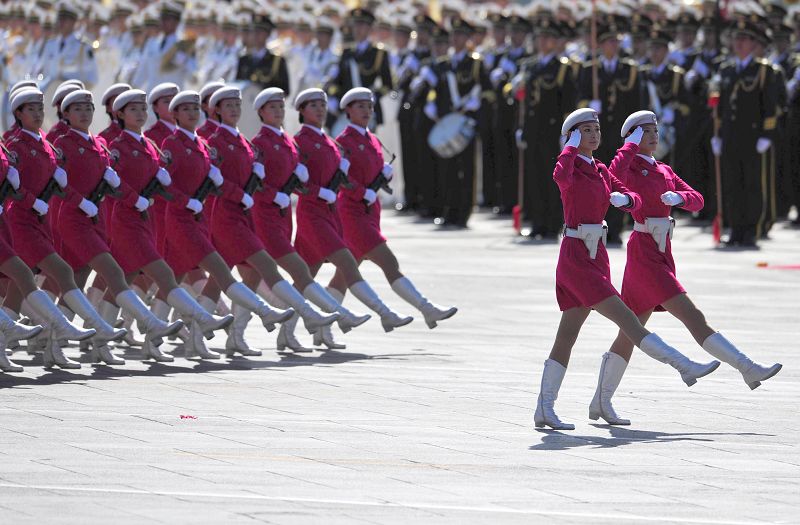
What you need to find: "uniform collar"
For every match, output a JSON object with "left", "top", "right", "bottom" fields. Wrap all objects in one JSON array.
[
  {"left": 22, "top": 129, "right": 42, "bottom": 141},
  {"left": 302, "top": 124, "right": 324, "bottom": 136},
  {"left": 124, "top": 129, "right": 143, "bottom": 142},
  {"left": 160, "top": 119, "right": 177, "bottom": 132},
  {"left": 538, "top": 53, "right": 554, "bottom": 65},
  {"left": 356, "top": 40, "right": 370, "bottom": 54},
  {"left": 347, "top": 123, "right": 367, "bottom": 136},
  {"left": 263, "top": 124, "right": 283, "bottom": 137},
  {"left": 636, "top": 153, "right": 656, "bottom": 165},
  {"left": 179, "top": 127, "right": 197, "bottom": 141},
  {"left": 220, "top": 123, "right": 239, "bottom": 137},
  {"left": 70, "top": 128, "right": 92, "bottom": 142},
  {"left": 736, "top": 54, "right": 753, "bottom": 70},
  {"left": 577, "top": 153, "right": 594, "bottom": 166}
]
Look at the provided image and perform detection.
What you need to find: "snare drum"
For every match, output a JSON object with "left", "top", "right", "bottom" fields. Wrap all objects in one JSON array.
[{"left": 427, "top": 113, "right": 476, "bottom": 159}]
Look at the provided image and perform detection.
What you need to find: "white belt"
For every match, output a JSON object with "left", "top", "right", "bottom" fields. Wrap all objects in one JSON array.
[
  {"left": 564, "top": 221, "right": 607, "bottom": 259},
  {"left": 633, "top": 217, "right": 675, "bottom": 252}
]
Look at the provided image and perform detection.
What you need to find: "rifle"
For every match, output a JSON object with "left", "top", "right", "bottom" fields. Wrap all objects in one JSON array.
[
  {"left": 0, "top": 179, "right": 22, "bottom": 204},
  {"left": 277, "top": 173, "right": 309, "bottom": 217},
  {"left": 36, "top": 178, "right": 66, "bottom": 222},
  {"left": 191, "top": 176, "right": 222, "bottom": 220},
  {"left": 363, "top": 142, "right": 396, "bottom": 212},
  {"left": 139, "top": 174, "right": 174, "bottom": 220},
  {"left": 86, "top": 178, "right": 122, "bottom": 224}
]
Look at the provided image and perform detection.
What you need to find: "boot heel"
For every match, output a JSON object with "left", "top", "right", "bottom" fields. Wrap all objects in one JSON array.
[
  {"left": 588, "top": 411, "right": 600, "bottom": 421},
  {"left": 748, "top": 381, "right": 761, "bottom": 390}
]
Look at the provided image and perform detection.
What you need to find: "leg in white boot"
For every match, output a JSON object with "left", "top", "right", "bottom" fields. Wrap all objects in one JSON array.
[
  {"left": 534, "top": 359, "right": 575, "bottom": 430},
  {"left": 313, "top": 324, "right": 346, "bottom": 350},
  {"left": 0, "top": 305, "right": 43, "bottom": 345},
  {"left": 702, "top": 333, "right": 782, "bottom": 390},
  {"left": 43, "top": 333, "right": 81, "bottom": 369},
  {"left": 589, "top": 353, "right": 630, "bottom": 425},
  {"left": 271, "top": 280, "right": 338, "bottom": 334},
  {"left": 303, "top": 282, "right": 370, "bottom": 333},
  {"left": 390, "top": 276, "right": 457, "bottom": 329},
  {"left": 639, "top": 333, "right": 720, "bottom": 386},
  {"left": 92, "top": 300, "right": 126, "bottom": 365},
  {"left": 349, "top": 281, "right": 413, "bottom": 332},
  {"left": 225, "top": 304, "right": 261, "bottom": 356},
  {"left": 225, "top": 282, "right": 293, "bottom": 331},
  {"left": 0, "top": 333, "right": 23, "bottom": 372},
  {"left": 63, "top": 289, "right": 127, "bottom": 343},
  {"left": 184, "top": 296, "right": 221, "bottom": 359},
  {"left": 25, "top": 290, "right": 96, "bottom": 342},
  {"left": 277, "top": 313, "right": 312, "bottom": 352},
  {"left": 116, "top": 290, "right": 183, "bottom": 345},
  {"left": 167, "top": 288, "right": 233, "bottom": 338}
]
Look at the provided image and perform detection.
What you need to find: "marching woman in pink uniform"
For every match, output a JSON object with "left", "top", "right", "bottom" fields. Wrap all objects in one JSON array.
[
  {"left": 160, "top": 90, "right": 330, "bottom": 360},
  {"left": 199, "top": 87, "right": 346, "bottom": 357},
  {"left": 589, "top": 111, "right": 783, "bottom": 425},
  {"left": 331, "top": 87, "right": 457, "bottom": 332},
  {"left": 4, "top": 88, "right": 128, "bottom": 369},
  {"left": 293, "top": 88, "right": 416, "bottom": 349},
  {"left": 53, "top": 90, "right": 187, "bottom": 365},
  {"left": 532, "top": 108, "right": 720, "bottom": 430},
  {"left": 104, "top": 89, "right": 233, "bottom": 362},
  {"left": 242, "top": 88, "right": 367, "bottom": 353}
]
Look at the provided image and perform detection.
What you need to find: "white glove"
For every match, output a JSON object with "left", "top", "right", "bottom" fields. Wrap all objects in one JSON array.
[
  {"left": 500, "top": 57, "right": 517, "bottom": 75},
  {"left": 252, "top": 162, "right": 265, "bottom": 180},
  {"left": 490, "top": 68, "right": 505, "bottom": 86},
  {"left": 711, "top": 137, "right": 722, "bottom": 156},
  {"left": 241, "top": 193, "right": 254, "bottom": 210},
  {"left": 589, "top": 99, "right": 602, "bottom": 113},
  {"left": 102, "top": 166, "right": 121, "bottom": 188},
  {"left": 756, "top": 137, "right": 772, "bottom": 154},
  {"left": 684, "top": 69, "right": 699, "bottom": 90},
  {"left": 294, "top": 163, "right": 309, "bottom": 183},
  {"left": 420, "top": 65, "right": 437, "bottom": 86},
  {"left": 381, "top": 163, "right": 393, "bottom": 181},
  {"left": 328, "top": 96, "right": 339, "bottom": 115},
  {"left": 273, "top": 191, "right": 290, "bottom": 209},
  {"left": 79, "top": 198, "right": 98, "bottom": 218},
  {"left": 135, "top": 196, "right": 150, "bottom": 212},
  {"left": 318, "top": 187, "right": 337, "bottom": 204},
  {"left": 186, "top": 198, "right": 203, "bottom": 214},
  {"left": 33, "top": 198, "right": 48, "bottom": 216},
  {"left": 156, "top": 167, "right": 171, "bottom": 186},
  {"left": 660, "top": 191, "right": 684, "bottom": 206},
  {"left": 515, "top": 129, "right": 527, "bottom": 150},
  {"left": 565, "top": 129, "right": 581, "bottom": 149},
  {"left": 624, "top": 126, "right": 644, "bottom": 145},
  {"left": 208, "top": 165, "right": 223, "bottom": 187},
  {"left": 53, "top": 167, "right": 68, "bottom": 188},
  {"left": 692, "top": 58, "right": 709, "bottom": 78},
  {"left": 338, "top": 157, "right": 350, "bottom": 175},
  {"left": 5, "top": 166, "right": 19, "bottom": 190},
  {"left": 609, "top": 192, "right": 631, "bottom": 208},
  {"left": 424, "top": 101, "right": 437, "bottom": 121},
  {"left": 661, "top": 107, "right": 675, "bottom": 125},
  {"left": 363, "top": 188, "right": 377, "bottom": 205},
  {"left": 463, "top": 96, "right": 481, "bottom": 113}
]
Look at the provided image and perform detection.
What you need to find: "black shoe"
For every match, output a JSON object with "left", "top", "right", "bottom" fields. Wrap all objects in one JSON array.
[{"left": 492, "top": 206, "right": 512, "bottom": 216}]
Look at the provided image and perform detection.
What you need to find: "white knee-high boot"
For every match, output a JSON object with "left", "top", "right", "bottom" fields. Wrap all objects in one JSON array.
[
  {"left": 225, "top": 282, "right": 293, "bottom": 331},
  {"left": 534, "top": 359, "right": 575, "bottom": 430},
  {"left": 25, "top": 290, "right": 96, "bottom": 342},
  {"left": 92, "top": 300, "right": 126, "bottom": 365},
  {"left": 115, "top": 290, "right": 183, "bottom": 344},
  {"left": 303, "top": 282, "right": 370, "bottom": 333},
  {"left": 589, "top": 352, "right": 631, "bottom": 425},
  {"left": 225, "top": 303, "right": 261, "bottom": 356},
  {"left": 702, "top": 333, "right": 782, "bottom": 389},
  {"left": 257, "top": 283, "right": 310, "bottom": 352},
  {"left": 390, "top": 277, "right": 457, "bottom": 329},
  {"left": 184, "top": 295, "right": 221, "bottom": 359},
  {"left": 140, "top": 298, "right": 176, "bottom": 362},
  {"left": 312, "top": 287, "right": 347, "bottom": 350},
  {"left": 166, "top": 288, "right": 233, "bottom": 337},
  {"left": 638, "top": 334, "right": 720, "bottom": 386},
  {"left": 63, "top": 289, "right": 127, "bottom": 344},
  {"left": 270, "top": 280, "right": 339, "bottom": 334},
  {"left": 349, "top": 281, "right": 413, "bottom": 332}
]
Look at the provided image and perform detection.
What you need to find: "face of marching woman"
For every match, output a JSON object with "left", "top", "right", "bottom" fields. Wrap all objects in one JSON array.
[
  {"left": 258, "top": 99, "right": 285, "bottom": 128},
  {"left": 120, "top": 102, "right": 148, "bottom": 134},
  {"left": 173, "top": 103, "right": 200, "bottom": 131},
  {"left": 15, "top": 102, "right": 45, "bottom": 132},
  {"left": 636, "top": 123, "right": 659, "bottom": 156},
  {"left": 154, "top": 96, "right": 176, "bottom": 123},
  {"left": 300, "top": 99, "right": 326, "bottom": 128},
  {"left": 64, "top": 102, "right": 94, "bottom": 133},
  {"left": 346, "top": 100, "right": 373, "bottom": 127},
  {"left": 570, "top": 121, "right": 600, "bottom": 155},
  {"left": 217, "top": 98, "right": 242, "bottom": 127}
]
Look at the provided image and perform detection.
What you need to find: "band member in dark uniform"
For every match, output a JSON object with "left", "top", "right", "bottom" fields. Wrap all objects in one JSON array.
[
  {"left": 236, "top": 14, "right": 290, "bottom": 95},
  {"left": 576, "top": 16, "right": 645, "bottom": 244},
  {"left": 325, "top": 8, "right": 394, "bottom": 130},
  {"left": 515, "top": 16, "right": 576, "bottom": 239},
  {"left": 423, "top": 18, "right": 492, "bottom": 228}
]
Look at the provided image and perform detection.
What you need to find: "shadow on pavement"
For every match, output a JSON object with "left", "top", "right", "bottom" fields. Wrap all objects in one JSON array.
[{"left": 529, "top": 425, "right": 775, "bottom": 450}]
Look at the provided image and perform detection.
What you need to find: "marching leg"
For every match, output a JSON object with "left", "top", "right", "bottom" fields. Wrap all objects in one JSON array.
[
  {"left": 303, "top": 282, "right": 370, "bottom": 333},
  {"left": 225, "top": 282, "right": 293, "bottom": 331},
  {"left": 702, "top": 333, "right": 782, "bottom": 390},
  {"left": 390, "top": 276, "right": 457, "bottom": 329},
  {"left": 588, "top": 352, "right": 631, "bottom": 425},
  {"left": 258, "top": 283, "right": 311, "bottom": 353},
  {"left": 115, "top": 290, "right": 183, "bottom": 344},
  {"left": 92, "top": 300, "right": 126, "bottom": 365},
  {"left": 184, "top": 295, "right": 222, "bottom": 359},
  {"left": 63, "top": 289, "right": 127, "bottom": 344},
  {"left": 25, "top": 290, "right": 97, "bottom": 342},
  {"left": 270, "top": 280, "right": 339, "bottom": 334},
  {"left": 638, "top": 333, "right": 720, "bottom": 386},
  {"left": 312, "top": 287, "right": 347, "bottom": 350},
  {"left": 349, "top": 281, "right": 413, "bottom": 332},
  {"left": 534, "top": 359, "right": 575, "bottom": 430}
]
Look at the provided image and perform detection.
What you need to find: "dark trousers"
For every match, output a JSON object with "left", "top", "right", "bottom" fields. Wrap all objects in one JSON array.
[
  {"left": 524, "top": 137, "right": 562, "bottom": 234},
  {"left": 479, "top": 108, "right": 497, "bottom": 208},
  {"left": 398, "top": 107, "right": 419, "bottom": 209},
  {"left": 721, "top": 136, "right": 764, "bottom": 237},
  {"left": 438, "top": 140, "right": 477, "bottom": 224}
]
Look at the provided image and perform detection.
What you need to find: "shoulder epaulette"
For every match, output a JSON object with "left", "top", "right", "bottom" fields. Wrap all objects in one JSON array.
[
  {"left": 470, "top": 51, "right": 482, "bottom": 61},
  {"left": 375, "top": 42, "right": 385, "bottom": 51},
  {"left": 559, "top": 56, "right": 570, "bottom": 65},
  {"left": 621, "top": 58, "right": 638, "bottom": 68}
]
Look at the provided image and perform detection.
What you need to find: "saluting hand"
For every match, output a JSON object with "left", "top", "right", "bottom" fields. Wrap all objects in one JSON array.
[
  {"left": 624, "top": 126, "right": 644, "bottom": 145},
  {"left": 565, "top": 129, "right": 581, "bottom": 149}
]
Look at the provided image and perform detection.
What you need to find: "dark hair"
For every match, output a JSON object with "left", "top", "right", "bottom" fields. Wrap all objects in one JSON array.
[{"left": 296, "top": 101, "right": 310, "bottom": 124}]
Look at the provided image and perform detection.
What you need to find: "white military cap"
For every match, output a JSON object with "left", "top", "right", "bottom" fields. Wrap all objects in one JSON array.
[
  {"left": 340, "top": 87, "right": 373, "bottom": 108},
  {"left": 61, "top": 89, "right": 94, "bottom": 111},
  {"left": 9, "top": 80, "right": 38, "bottom": 94},
  {"left": 11, "top": 89, "right": 44, "bottom": 113},
  {"left": 254, "top": 87, "right": 286, "bottom": 111},
  {"left": 561, "top": 108, "right": 600, "bottom": 135},
  {"left": 199, "top": 81, "right": 226, "bottom": 102},
  {"left": 293, "top": 88, "right": 326, "bottom": 110},
  {"left": 148, "top": 82, "right": 180, "bottom": 104},
  {"left": 620, "top": 110, "right": 657, "bottom": 137},
  {"left": 209, "top": 86, "right": 241, "bottom": 109},
  {"left": 51, "top": 83, "right": 81, "bottom": 107},
  {"left": 56, "top": 79, "right": 85, "bottom": 90},
  {"left": 101, "top": 83, "right": 132, "bottom": 106},
  {"left": 169, "top": 90, "right": 201, "bottom": 112},
  {"left": 112, "top": 89, "right": 147, "bottom": 112}
]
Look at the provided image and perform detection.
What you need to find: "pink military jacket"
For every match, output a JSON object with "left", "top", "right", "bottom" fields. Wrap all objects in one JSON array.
[
  {"left": 6, "top": 129, "right": 59, "bottom": 213},
  {"left": 251, "top": 125, "right": 300, "bottom": 206},
  {"left": 335, "top": 125, "right": 383, "bottom": 204},
  {"left": 53, "top": 130, "right": 117, "bottom": 209},
  {"left": 207, "top": 126, "right": 251, "bottom": 214}
]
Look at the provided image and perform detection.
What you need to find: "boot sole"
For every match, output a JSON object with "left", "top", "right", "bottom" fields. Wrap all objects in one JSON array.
[{"left": 683, "top": 361, "right": 721, "bottom": 386}]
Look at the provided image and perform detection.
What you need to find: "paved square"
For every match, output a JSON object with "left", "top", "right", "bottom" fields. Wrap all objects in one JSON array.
[{"left": 0, "top": 212, "right": 797, "bottom": 524}]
